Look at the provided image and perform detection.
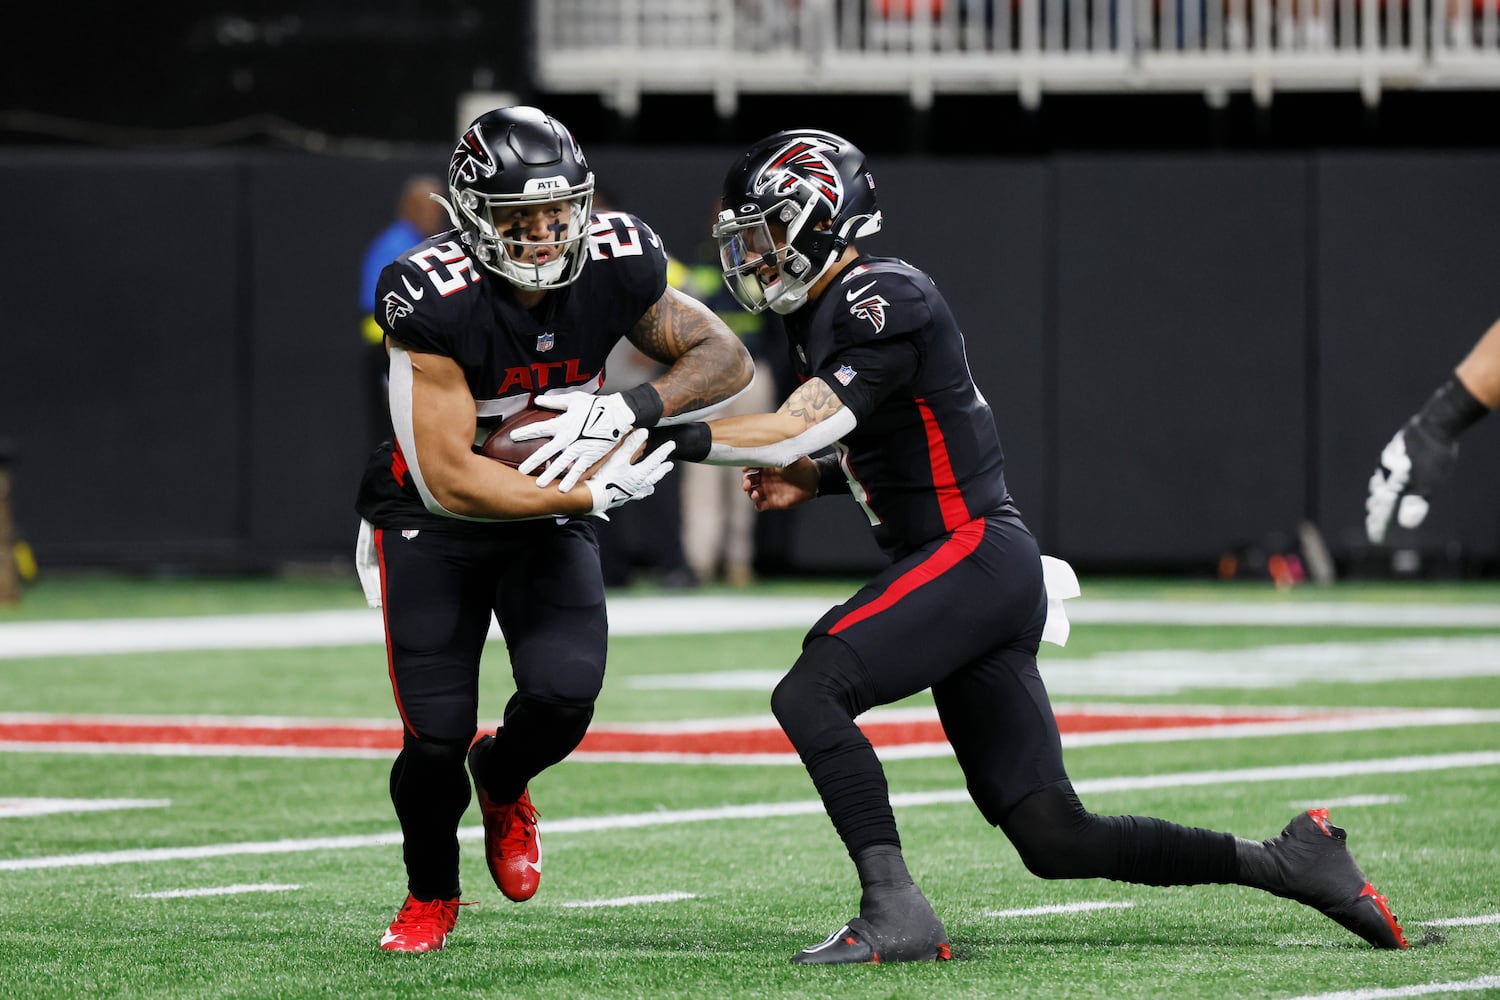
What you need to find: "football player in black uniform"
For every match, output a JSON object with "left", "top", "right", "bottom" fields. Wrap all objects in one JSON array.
[
  {"left": 355, "top": 106, "right": 753, "bottom": 953},
  {"left": 652, "top": 129, "right": 1407, "bottom": 963}
]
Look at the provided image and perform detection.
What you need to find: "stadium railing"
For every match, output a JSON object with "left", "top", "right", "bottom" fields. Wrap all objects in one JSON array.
[{"left": 533, "top": 0, "right": 1500, "bottom": 110}]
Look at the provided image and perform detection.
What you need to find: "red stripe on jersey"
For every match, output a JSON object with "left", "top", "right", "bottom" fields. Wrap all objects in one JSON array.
[
  {"left": 828, "top": 518, "right": 985, "bottom": 635},
  {"left": 375, "top": 528, "right": 418, "bottom": 739},
  {"left": 915, "top": 397, "right": 969, "bottom": 531},
  {"left": 391, "top": 443, "right": 410, "bottom": 487}
]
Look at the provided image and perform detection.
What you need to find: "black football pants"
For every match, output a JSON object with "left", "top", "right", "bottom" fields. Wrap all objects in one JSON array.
[
  {"left": 374, "top": 518, "right": 608, "bottom": 899},
  {"left": 771, "top": 512, "right": 1237, "bottom": 889}
]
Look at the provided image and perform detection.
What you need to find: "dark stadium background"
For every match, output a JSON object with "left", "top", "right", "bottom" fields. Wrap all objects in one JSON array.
[{"left": 2, "top": 1, "right": 1497, "bottom": 578}]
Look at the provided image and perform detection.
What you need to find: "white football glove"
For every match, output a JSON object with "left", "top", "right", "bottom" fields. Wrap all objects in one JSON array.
[
  {"left": 1364, "top": 416, "right": 1458, "bottom": 544},
  {"left": 584, "top": 429, "right": 676, "bottom": 518},
  {"left": 513, "top": 391, "right": 639, "bottom": 491}
]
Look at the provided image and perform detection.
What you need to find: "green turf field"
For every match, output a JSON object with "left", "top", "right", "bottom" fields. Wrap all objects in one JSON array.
[{"left": 1, "top": 574, "right": 1497, "bottom": 999}]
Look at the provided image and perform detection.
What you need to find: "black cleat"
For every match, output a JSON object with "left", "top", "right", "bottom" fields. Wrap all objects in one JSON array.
[
  {"left": 1264, "top": 808, "right": 1408, "bottom": 949},
  {"left": 792, "top": 919, "right": 952, "bottom": 965},
  {"left": 792, "top": 889, "right": 952, "bottom": 965}
]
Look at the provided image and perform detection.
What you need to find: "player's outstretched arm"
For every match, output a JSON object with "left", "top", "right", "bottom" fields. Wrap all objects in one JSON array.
[
  {"left": 512, "top": 287, "right": 754, "bottom": 491},
  {"left": 646, "top": 377, "right": 857, "bottom": 468},
  {"left": 1454, "top": 318, "right": 1500, "bottom": 410},
  {"left": 1365, "top": 318, "right": 1500, "bottom": 543}
]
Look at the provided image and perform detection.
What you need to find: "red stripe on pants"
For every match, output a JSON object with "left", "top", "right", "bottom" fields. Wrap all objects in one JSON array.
[{"left": 828, "top": 518, "right": 986, "bottom": 635}]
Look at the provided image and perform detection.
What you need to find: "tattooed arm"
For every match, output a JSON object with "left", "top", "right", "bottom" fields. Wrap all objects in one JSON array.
[
  {"left": 647, "top": 376, "right": 858, "bottom": 468},
  {"left": 708, "top": 377, "right": 847, "bottom": 446},
  {"left": 628, "top": 285, "right": 754, "bottom": 421}
]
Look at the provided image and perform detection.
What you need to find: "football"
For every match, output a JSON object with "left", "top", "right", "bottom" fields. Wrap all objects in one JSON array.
[{"left": 478, "top": 407, "right": 555, "bottom": 470}]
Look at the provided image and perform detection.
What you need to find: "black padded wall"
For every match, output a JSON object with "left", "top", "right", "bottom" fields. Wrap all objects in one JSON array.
[{"left": 2, "top": 147, "right": 1497, "bottom": 575}]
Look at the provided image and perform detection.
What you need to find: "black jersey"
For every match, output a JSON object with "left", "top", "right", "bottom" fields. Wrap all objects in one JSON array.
[
  {"left": 355, "top": 210, "right": 669, "bottom": 530},
  {"left": 783, "top": 255, "right": 1014, "bottom": 557}
]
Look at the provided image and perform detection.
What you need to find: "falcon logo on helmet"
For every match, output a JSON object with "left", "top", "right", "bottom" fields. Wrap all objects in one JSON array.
[
  {"left": 754, "top": 138, "right": 844, "bottom": 212},
  {"left": 435, "top": 106, "right": 596, "bottom": 291},
  {"left": 449, "top": 127, "right": 498, "bottom": 186},
  {"left": 715, "top": 128, "right": 882, "bottom": 316}
]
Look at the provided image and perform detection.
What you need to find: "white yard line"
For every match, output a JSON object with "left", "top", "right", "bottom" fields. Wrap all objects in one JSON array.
[
  {"left": 0, "top": 798, "right": 170, "bottom": 818},
  {"left": 985, "top": 901, "right": 1134, "bottom": 918},
  {"left": 1070, "top": 602, "right": 1500, "bottom": 628},
  {"left": 628, "top": 636, "right": 1500, "bottom": 696},
  {"left": 0, "top": 742, "right": 396, "bottom": 760},
  {"left": 1281, "top": 974, "right": 1500, "bottom": 999},
  {"left": 1418, "top": 913, "right": 1500, "bottom": 928},
  {"left": 3, "top": 749, "right": 1495, "bottom": 873},
  {"left": 560, "top": 892, "right": 697, "bottom": 909},
  {"left": 133, "top": 883, "right": 301, "bottom": 899},
  {"left": 3, "top": 597, "right": 1500, "bottom": 660}
]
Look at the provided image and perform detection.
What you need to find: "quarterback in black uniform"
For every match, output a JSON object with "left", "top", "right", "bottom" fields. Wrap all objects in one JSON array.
[
  {"left": 653, "top": 129, "right": 1407, "bottom": 963},
  {"left": 355, "top": 106, "right": 752, "bottom": 953}
]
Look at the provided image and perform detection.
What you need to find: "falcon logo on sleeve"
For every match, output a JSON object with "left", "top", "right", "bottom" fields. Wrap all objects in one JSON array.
[
  {"left": 849, "top": 292, "right": 890, "bottom": 333},
  {"left": 383, "top": 290, "right": 415, "bottom": 327}
]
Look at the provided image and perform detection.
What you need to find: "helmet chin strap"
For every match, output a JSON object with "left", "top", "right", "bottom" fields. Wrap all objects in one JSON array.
[
  {"left": 766, "top": 284, "right": 807, "bottom": 315},
  {"left": 499, "top": 253, "right": 569, "bottom": 288},
  {"left": 765, "top": 239, "right": 842, "bottom": 315}
]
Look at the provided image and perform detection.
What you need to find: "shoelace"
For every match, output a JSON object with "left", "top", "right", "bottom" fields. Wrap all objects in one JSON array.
[
  {"left": 498, "top": 797, "right": 540, "bottom": 855},
  {"left": 391, "top": 897, "right": 471, "bottom": 936}
]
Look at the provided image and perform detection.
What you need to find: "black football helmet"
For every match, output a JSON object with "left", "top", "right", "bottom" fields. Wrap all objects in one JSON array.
[
  {"left": 712, "top": 129, "right": 882, "bottom": 315},
  {"left": 437, "top": 106, "right": 595, "bottom": 289}
]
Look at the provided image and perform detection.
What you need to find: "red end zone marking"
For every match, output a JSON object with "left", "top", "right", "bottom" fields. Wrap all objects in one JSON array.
[{"left": 0, "top": 709, "right": 1319, "bottom": 756}]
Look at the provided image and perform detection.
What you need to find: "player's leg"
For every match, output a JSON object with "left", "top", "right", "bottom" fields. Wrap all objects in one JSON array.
[
  {"left": 772, "top": 516, "right": 1035, "bottom": 963},
  {"left": 934, "top": 648, "right": 1242, "bottom": 887},
  {"left": 936, "top": 635, "right": 1406, "bottom": 947},
  {"left": 467, "top": 520, "right": 608, "bottom": 901},
  {"left": 771, "top": 635, "right": 951, "bottom": 964},
  {"left": 376, "top": 527, "right": 494, "bottom": 949}
]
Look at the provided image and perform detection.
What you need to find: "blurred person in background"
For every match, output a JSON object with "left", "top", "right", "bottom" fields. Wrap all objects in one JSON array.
[
  {"left": 358, "top": 175, "right": 448, "bottom": 445},
  {"left": 1366, "top": 318, "right": 1500, "bottom": 544},
  {"left": 589, "top": 188, "right": 698, "bottom": 589},
  {"left": 669, "top": 216, "right": 782, "bottom": 586},
  {"left": 354, "top": 106, "right": 751, "bottom": 953},
  {"left": 596, "top": 334, "right": 698, "bottom": 587},
  {"left": 652, "top": 127, "right": 1408, "bottom": 964}
]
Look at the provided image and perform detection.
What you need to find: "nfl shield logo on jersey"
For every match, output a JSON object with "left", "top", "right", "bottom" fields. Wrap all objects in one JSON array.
[
  {"left": 834, "top": 365, "right": 857, "bottom": 386},
  {"left": 536, "top": 332, "right": 555, "bottom": 352}
]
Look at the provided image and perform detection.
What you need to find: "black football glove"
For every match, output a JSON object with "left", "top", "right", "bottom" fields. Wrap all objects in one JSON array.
[
  {"left": 1365, "top": 375, "right": 1488, "bottom": 544},
  {"left": 1364, "top": 415, "right": 1458, "bottom": 544}
]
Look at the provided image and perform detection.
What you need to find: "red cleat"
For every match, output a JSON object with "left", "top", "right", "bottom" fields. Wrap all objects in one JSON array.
[
  {"left": 378, "top": 894, "right": 463, "bottom": 953},
  {"left": 469, "top": 736, "right": 542, "bottom": 901}
]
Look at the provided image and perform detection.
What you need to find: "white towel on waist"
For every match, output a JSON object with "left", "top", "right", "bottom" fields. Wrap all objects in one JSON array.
[{"left": 1040, "top": 555, "right": 1080, "bottom": 647}]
